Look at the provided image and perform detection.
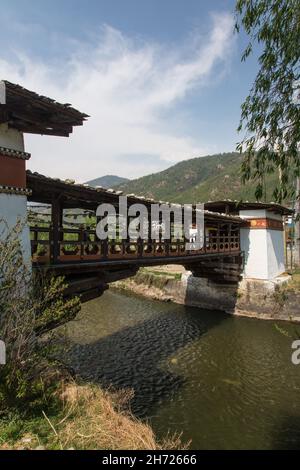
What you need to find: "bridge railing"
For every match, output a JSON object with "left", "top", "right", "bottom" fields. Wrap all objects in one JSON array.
[{"left": 30, "top": 225, "right": 240, "bottom": 265}]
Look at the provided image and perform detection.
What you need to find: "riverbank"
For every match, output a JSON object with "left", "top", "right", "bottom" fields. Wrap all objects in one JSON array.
[
  {"left": 53, "top": 289, "right": 300, "bottom": 449},
  {"left": 0, "top": 235, "right": 184, "bottom": 450},
  {"left": 114, "top": 267, "right": 300, "bottom": 323},
  {"left": 0, "top": 379, "right": 184, "bottom": 450}
]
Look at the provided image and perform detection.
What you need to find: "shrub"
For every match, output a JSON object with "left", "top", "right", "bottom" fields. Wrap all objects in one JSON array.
[{"left": 0, "top": 221, "right": 80, "bottom": 410}]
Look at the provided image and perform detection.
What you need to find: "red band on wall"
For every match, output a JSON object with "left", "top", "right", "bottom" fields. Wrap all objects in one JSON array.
[
  {"left": 0, "top": 153, "right": 26, "bottom": 188},
  {"left": 244, "top": 218, "right": 283, "bottom": 231}
]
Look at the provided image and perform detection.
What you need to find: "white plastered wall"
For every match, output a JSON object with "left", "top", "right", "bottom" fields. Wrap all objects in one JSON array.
[
  {"left": 0, "top": 124, "right": 31, "bottom": 268},
  {"left": 239, "top": 209, "right": 285, "bottom": 280},
  {"left": 0, "top": 123, "right": 24, "bottom": 151},
  {"left": 0, "top": 193, "right": 31, "bottom": 269}
]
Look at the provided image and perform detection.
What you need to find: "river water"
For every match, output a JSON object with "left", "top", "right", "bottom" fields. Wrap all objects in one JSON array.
[{"left": 63, "top": 288, "right": 300, "bottom": 449}]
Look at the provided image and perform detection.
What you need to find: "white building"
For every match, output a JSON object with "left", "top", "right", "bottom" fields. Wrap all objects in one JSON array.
[
  {"left": 205, "top": 201, "right": 292, "bottom": 281},
  {"left": 0, "top": 80, "right": 87, "bottom": 267}
]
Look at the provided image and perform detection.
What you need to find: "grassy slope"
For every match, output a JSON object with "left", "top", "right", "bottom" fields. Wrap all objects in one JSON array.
[
  {"left": 117, "top": 152, "right": 279, "bottom": 203},
  {"left": 0, "top": 383, "right": 184, "bottom": 450}
]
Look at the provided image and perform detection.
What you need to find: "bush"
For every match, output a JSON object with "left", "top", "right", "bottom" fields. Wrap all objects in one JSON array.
[
  {"left": 0, "top": 221, "right": 80, "bottom": 410},
  {"left": 0, "top": 222, "right": 188, "bottom": 450}
]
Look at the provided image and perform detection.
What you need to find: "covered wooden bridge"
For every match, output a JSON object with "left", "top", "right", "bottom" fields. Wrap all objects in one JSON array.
[
  {"left": 27, "top": 171, "right": 244, "bottom": 299},
  {"left": 0, "top": 79, "right": 244, "bottom": 300}
]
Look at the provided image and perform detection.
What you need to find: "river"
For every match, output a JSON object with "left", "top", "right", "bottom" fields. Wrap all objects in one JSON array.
[{"left": 63, "top": 288, "right": 300, "bottom": 449}]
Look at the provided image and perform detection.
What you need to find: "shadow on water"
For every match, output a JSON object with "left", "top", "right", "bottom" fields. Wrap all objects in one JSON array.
[
  {"left": 271, "top": 415, "right": 300, "bottom": 450},
  {"left": 66, "top": 299, "right": 228, "bottom": 418}
]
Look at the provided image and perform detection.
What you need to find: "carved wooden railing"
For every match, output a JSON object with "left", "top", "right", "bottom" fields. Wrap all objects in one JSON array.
[{"left": 30, "top": 225, "right": 240, "bottom": 265}]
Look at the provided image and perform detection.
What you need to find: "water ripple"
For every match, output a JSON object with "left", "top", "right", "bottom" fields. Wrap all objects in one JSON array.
[{"left": 62, "top": 289, "right": 300, "bottom": 449}]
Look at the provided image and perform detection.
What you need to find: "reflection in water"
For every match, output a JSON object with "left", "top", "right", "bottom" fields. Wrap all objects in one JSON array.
[{"left": 62, "top": 289, "right": 300, "bottom": 450}]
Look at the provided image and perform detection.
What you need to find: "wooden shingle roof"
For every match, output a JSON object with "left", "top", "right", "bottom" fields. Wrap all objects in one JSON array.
[{"left": 0, "top": 80, "right": 88, "bottom": 137}]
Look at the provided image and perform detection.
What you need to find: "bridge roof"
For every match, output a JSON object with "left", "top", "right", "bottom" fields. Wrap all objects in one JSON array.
[
  {"left": 26, "top": 171, "right": 244, "bottom": 224},
  {"left": 204, "top": 200, "right": 293, "bottom": 216},
  {"left": 0, "top": 80, "right": 88, "bottom": 137}
]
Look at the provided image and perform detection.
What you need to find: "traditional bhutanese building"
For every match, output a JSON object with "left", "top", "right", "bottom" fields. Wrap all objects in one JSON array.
[
  {"left": 0, "top": 80, "right": 88, "bottom": 266},
  {"left": 0, "top": 80, "right": 293, "bottom": 286},
  {"left": 205, "top": 200, "right": 293, "bottom": 280}
]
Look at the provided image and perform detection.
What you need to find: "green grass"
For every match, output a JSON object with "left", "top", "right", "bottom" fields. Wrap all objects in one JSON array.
[
  {"left": 290, "top": 269, "right": 300, "bottom": 290},
  {"left": 0, "top": 383, "right": 185, "bottom": 450},
  {"left": 280, "top": 268, "right": 300, "bottom": 293},
  {"left": 0, "top": 398, "right": 64, "bottom": 449},
  {"left": 140, "top": 268, "right": 181, "bottom": 280}
]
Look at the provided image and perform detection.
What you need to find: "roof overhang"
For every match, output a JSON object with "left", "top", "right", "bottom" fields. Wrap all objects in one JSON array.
[
  {"left": 0, "top": 80, "right": 88, "bottom": 137},
  {"left": 26, "top": 171, "right": 244, "bottom": 224},
  {"left": 204, "top": 200, "right": 293, "bottom": 216}
]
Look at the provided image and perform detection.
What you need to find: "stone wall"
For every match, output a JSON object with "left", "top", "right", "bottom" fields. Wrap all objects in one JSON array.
[{"left": 114, "top": 270, "right": 300, "bottom": 323}]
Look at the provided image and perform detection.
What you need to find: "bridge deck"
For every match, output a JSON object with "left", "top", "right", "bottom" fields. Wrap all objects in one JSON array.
[{"left": 27, "top": 171, "right": 244, "bottom": 287}]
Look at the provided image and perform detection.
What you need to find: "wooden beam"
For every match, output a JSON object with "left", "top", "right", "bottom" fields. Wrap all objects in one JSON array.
[
  {"left": 12, "top": 120, "right": 72, "bottom": 136},
  {"left": 0, "top": 105, "right": 8, "bottom": 123},
  {"left": 51, "top": 197, "right": 63, "bottom": 263},
  {"left": 10, "top": 106, "right": 84, "bottom": 127}
]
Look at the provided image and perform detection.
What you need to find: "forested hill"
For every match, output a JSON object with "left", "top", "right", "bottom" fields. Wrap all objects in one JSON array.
[
  {"left": 86, "top": 175, "right": 129, "bottom": 188},
  {"left": 116, "top": 152, "right": 279, "bottom": 203}
]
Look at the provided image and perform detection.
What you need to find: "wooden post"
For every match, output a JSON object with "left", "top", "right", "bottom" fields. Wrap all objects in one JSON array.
[
  {"left": 126, "top": 212, "right": 132, "bottom": 256},
  {"left": 33, "top": 224, "right": 38, "bottom": 254},
  {"left": 158, "top": 209, "right": 164, "bottom": 255},
  {"left": 127, "top": 213, "right": 131, "bottom": 242},
  {"left": 238, "top": 224, "right": 241, "bottom": 251},
  {"left": 165, "top": 209, "right": 173, "bottom": 256},
  {"left": 176, "top": 207, "right": 183, "bottom": 254},
  {"left": 159, "top": 210, "right": 163, "bottom": 243},
  {"left": 183, "top": 206, "right": 190, "bottom": 254},
  {"left": 51, "top": 197, "right": 62, "bottom": 263},
  {"left": 148, "top": 210, "right": 151, "bottom": 241},
  {"left": 138, "top": 236, "right": 143, "bottom": 257},
  {"left": 116, "top": 202, "right": 120, "bottom": 242},
  {"left": 96, "top": 212, "right": 108, "bottom": 258},
  {"left": 102, "top": 239, "right": 108, "bottom": 259},
  {"left": 170, "top": 210, "right": 174, "bottom": 241},
  {"left": 147, "top": 210, "right": 152, "bottom": 254},
  {"left": 79, "top": 225, "right": 84, "bottom": 259}
]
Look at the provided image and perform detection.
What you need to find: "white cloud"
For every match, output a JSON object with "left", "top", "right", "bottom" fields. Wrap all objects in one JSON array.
[{"left": 0, "top": 12, "right": 234, "bottom": 181}]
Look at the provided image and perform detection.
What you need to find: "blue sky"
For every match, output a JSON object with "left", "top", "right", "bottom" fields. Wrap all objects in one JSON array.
[{"left": 0, "top": 0, "right": 259, "bottom": 181}]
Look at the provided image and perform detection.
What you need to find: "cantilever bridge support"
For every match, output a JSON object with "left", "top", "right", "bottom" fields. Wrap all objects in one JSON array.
[
  {"left": 184, "top": 220, "right": 243, "bottom": 284},
  {"left": 181, "top": 202, "right": 292, "bottom": 316},
  {"left": 185, "top": 255, "right": 244, "bottom": 284}
]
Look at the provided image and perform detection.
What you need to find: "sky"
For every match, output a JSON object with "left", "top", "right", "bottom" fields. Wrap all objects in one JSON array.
[{"left": 0, "top": 0, "right": 259, "bottom": 182}]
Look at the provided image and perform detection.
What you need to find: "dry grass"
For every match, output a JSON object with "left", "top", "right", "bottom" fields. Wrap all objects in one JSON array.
[
  {"left": 283, "top": 268, "right": 300, "bottom": 292},
  {"left": 0, "top": 224, "right": 187, "bottom": 450},
  {"left": 59, "top": 383, "right": 185, "bottom": 450},
  {"left": 0, "top": 382, "right": 187, "bottom": 450}
]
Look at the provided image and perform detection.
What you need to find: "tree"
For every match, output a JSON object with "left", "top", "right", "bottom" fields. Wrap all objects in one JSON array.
[{"left": 235, "top": 0, "right": 300, "bottom": 202}]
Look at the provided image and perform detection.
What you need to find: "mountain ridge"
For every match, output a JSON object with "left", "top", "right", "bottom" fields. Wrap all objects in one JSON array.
[
  {"left": 115, "top": 152, "right": 280, "bottom": 203},
  {"left": 86, "top": 175, "right": 130, "bottom": 189}
]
